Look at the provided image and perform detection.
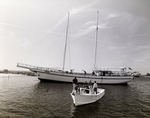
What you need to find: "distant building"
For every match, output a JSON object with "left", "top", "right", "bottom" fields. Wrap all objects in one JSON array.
[{"left": 4, "top": 69, "right": 9, "bottom": 73}]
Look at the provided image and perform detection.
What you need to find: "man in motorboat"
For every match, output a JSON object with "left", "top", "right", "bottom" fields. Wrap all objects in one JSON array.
[
  {"left": 72, "top": 76, "right": 78, "bottom": 84},
  {"left": 88, "top": 80, "right": 92, "bottom": 88},
  {"left": 83, "top": 81, "right": 89, "bottom": 89},
  {"left": 72, "top": 77, "right": 80, "bottom": 94},
  {"left": 93, "top": 81, "right": 98, "bottom": 94},
  {"left": 88, "top": 80, "right": 93, "bottom": 93},
  {"left": 83, "top": 81, "right": 90, "bottom": 93}
]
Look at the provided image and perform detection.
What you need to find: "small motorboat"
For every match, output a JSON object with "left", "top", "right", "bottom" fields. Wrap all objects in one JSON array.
[{"left": 70, "top": 87, "right": 105, "bottom": 106}]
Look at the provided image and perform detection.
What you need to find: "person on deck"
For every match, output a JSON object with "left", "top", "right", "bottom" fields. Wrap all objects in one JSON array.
[
  {"left": 93, "top": 81, "right": 98, "bottom": 94},
  {"left": 72, "top": 76, "right": 79, "bottom": 94},
  {"left": 72, "top": 76, "right": 78, "bottom": 85},
  {"left": 92, "top": 71, "right": 95, "bottom": 76},
  {"left": 82, "top": 70, "right": 87, "bottom": 75}
]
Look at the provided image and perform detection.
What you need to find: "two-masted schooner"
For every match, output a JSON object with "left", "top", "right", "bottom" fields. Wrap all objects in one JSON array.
[{"left": 17, "top": 11, "right": 133, "bottom": 84}]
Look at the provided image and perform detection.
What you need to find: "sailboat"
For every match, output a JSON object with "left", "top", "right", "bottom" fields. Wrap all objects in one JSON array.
[{"left": 17, "top": 11, "right": 133, "bottom": 84}]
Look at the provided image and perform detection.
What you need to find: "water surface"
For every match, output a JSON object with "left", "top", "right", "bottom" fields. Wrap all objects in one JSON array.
[{"left": 0, "top": 74, "right": 150, "bottom": 118}]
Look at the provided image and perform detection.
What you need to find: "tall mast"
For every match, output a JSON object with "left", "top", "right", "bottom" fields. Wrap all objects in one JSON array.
[
  {"left": 94, "top": 11, "right": 99, "bottom": 69},
  {"left": 62, "top": 12, "right": 70, "bottom": 71}
]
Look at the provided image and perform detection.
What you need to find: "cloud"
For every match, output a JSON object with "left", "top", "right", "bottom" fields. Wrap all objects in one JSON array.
[
  {"left": 81, "top": 21, "right": 95, "bottom": 28},
  {"left": 107, "top": 13, "right": 122, "bottom": 19},
  {"left": 70, "top": 0, "right": 97, "bottom": 13},
  {"left": 0, "top": 22, "right": 45, "bottom": 31},
  {"left": 19, "top": 38, "right": 30, "bottom": 48},
  {"left": 138, "top": 45, "right": 150, "bottom": 50},
  {"left": 98, "top": 22, "right": 108, "bottom": 29},
  {"left": 76, "top": 25, "right": 95, "bottom": 37},
  {"left": 70, "top": 6, "right": 87, "bottom": 14},
  {"left": 77, "top": 21, "right": 108, "bottom": 36}
]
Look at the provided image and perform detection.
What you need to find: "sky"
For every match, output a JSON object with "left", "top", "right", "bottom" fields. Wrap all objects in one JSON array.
[{"left": 0, "top": 0, "right": 150, "bottom": 75}]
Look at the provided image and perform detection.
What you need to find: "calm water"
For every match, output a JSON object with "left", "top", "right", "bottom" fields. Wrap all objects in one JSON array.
[{"left": 0, "top": 74, "right": 150, "bottom": 118}]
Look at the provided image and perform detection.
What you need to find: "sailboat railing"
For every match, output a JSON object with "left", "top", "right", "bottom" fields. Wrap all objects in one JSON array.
[{"left": 93, "top": 67, "right": 132, "bottom": 76}]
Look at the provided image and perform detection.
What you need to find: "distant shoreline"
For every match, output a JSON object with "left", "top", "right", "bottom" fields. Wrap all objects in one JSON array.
[{"left": 0, "top": 69, "right": 36, "bottom": 76}]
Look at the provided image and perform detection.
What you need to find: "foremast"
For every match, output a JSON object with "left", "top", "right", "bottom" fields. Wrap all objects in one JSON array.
[
  {"left": 94, "top": 11, "right": 99, "bottom": 70},
  {"left": 62, "top": 12, "right": 70, "bottom": 71}
]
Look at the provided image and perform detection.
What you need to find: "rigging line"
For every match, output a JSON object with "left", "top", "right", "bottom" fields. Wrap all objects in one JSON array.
[
  {"left": 20, "top": 13, "right": 69, "bottom": 63},
  {"left": 72, "top": 34, "right": 94, "bottom": 64},
  {"left": 108, "top": 34, "right": 127, "bottom": 67},
  {"left": 99, "top": 13, "right": 127, "bottom": 67},
  {"left": 69, "top": 13, "right": 96, "bottom": 26},
  {"left": 107, "top": 21, "right": 127, "bottom": 67},
  {"left": 38, "top": 35, "right": 61, "bottom": 66},
  {"left": 20, "top": 32, "right": 52, "bottom": 63},
  {"left": 97, "top": 14, "right": 117, "bottom": 68},
  {"left": 68, "top": 30, "right": 95, "bottom": 44},
  {"left": 20, "top": 24, "right": 67, "bottom": 63},
  {"left": 38, "top": 26, "right": 67, "bottom": 66},
  {"left": 112, "top": 39, "right": 127, "bottom": 67},
  {"left": 111, "top": 43, "right": 126, "bottom": 67},
  {"left": 97, "top": 41, "right": 117, "bottom": 68}
]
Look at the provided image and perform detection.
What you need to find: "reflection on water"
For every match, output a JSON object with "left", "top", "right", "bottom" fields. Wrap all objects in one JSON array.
[{"left": 0, "top": 74, "right": 150, "bottom": 118}]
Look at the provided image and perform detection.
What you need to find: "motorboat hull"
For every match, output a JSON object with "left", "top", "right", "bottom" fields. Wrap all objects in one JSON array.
[{"left": 70, "top": 88, "right": 105, "bottom": 106}]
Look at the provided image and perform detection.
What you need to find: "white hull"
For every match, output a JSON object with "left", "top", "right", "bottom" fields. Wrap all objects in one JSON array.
[
  {"left": 70, "top": 88, "right": 105, "bottom": 106},
  {"left": 35, "top": 71, "right": 133, "bottom": 84}
]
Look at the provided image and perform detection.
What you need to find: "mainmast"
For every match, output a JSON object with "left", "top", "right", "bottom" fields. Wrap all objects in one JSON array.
[
  {"left": 62, "top": 12, "right": 70, "bottom": 71},
  {"left": 94, "top": 11, "right": 99, "bottom": 69}
]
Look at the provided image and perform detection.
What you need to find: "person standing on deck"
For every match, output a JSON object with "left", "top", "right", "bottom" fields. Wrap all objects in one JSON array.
[
  {"left": 93, "top": 81, "right": 98, "bottom": 94},
  {"left": 72, "top": 76, "right": 79, "bottom": 93},
  {"left": 73, "top": 76, "right": 78, "bottom": 85}
]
